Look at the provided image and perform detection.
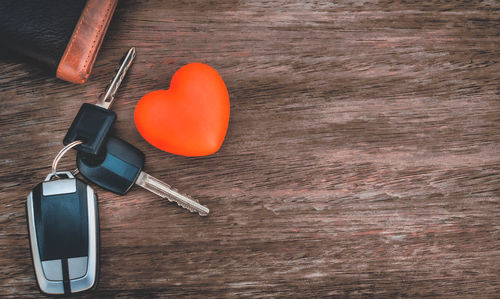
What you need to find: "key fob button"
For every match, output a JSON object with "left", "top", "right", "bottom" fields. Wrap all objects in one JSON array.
[
  {"left": 42, "top": 259, "right": 63, "bottom": 281},
  {"left": 68, "top": 257, "right": 88, "bottom": 279}
]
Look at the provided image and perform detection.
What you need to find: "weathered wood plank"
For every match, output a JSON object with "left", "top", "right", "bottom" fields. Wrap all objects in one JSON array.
[{"left": 0, "top": 0, "right": 499, "bottom": 297}]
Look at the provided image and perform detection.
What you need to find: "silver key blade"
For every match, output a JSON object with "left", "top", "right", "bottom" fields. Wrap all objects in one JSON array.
[
  {"left": 135, "top": 171, "right": 209, "bottom": 216},
  {"left": 95, "top": 47, "right": 136, "bottom": 109}
]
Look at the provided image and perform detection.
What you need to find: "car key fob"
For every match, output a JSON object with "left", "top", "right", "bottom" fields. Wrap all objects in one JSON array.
[{"left": 26, "top": 171, "right": 99, "bottom": 295}]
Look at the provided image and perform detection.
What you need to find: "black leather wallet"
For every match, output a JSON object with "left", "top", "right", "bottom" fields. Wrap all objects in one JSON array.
[{"left": 0, "top": 0, "right": 118, "bottom": 84}]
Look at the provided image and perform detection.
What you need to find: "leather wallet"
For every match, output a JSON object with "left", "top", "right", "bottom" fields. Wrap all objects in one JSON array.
[{"left": 0, "top": 0, "right": 118, "bottom": 84}]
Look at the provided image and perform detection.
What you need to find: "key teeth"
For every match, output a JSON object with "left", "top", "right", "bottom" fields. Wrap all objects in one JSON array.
[
  {"left": 157, "top": 183, "right": 204, "bottom": 212},
  {"left": 165, "top": 196, "right": 208, "bottom": 216},
  {"left": 183, "top": 191, "right": 201, "bottom": 204},
  {"left": 158, "top": 181, "right": 204, "bottom": 210},
  {"left": 151, "top": 179, "right": 200, "bottom": 204},
  {"left": 137, "top": 172, "right": 208, "bottom": 216}
]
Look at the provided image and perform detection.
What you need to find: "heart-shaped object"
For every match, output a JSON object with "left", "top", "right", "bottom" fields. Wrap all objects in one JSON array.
[{"left": 134, "top": 63, "right": 230, "bottom": 156}]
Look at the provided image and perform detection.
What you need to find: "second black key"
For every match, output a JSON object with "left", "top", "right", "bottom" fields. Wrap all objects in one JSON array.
[{"left": 76, "top": 136, "right": 210, "bottom": 216}]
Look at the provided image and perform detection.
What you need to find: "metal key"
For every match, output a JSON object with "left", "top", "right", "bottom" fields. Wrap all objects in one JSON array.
[
  {"left": 95, "top": 47, "right": 136, "bottom": 109},
  {"left": 63, "top": 47, "right": 136, "bottom": 155},
  {"left": 76, "top": 136, "right": 209, "bottom": 216}
]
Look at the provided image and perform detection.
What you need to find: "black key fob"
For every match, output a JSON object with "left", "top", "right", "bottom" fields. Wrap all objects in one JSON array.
[
  {"left": 77, "top": 136, "right": 145, "bottom": 195},
  {"left": 63, "top": 103, "right": 116, "bottom": 155},
  {"left": 26, "top": 171, "right": 99, "bottom": 295}
]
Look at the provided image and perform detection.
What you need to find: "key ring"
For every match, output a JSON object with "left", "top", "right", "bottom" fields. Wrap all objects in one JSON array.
[{"left": 51, "top": 140, "right": 83, "bottom": 178}]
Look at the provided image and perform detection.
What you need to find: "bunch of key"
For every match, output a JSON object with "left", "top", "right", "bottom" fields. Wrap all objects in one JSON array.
[
  {"left": 26, "top": 48, "right": 209, "bottom": 296},
  {"left": 63, "top": 47, "right": 209, "bottom": 216}
]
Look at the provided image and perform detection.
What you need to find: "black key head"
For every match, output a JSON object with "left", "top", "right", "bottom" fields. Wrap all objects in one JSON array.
[
  {"left": 63, "top": 103, "right": 116, "bottom": 155},
  {"left": 77, "top": 136, "right": 145, "bottom": 195},
  {"left": 26, "top": 171, "right": 99, "bottom": 295}
]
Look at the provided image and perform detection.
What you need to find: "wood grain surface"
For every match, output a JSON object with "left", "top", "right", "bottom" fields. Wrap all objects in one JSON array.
[{"left": 0, "top": 0, "right": 499, "bottom": 297}]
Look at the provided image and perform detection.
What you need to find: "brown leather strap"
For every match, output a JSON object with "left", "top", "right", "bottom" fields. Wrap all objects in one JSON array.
[{"left": 56, "top": 0, "right": 118, "bottom": 84}]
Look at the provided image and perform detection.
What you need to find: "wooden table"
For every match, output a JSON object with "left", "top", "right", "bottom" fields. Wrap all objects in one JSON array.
[{"left": 1, "top": 1, "right": 499, "bottom": 297}]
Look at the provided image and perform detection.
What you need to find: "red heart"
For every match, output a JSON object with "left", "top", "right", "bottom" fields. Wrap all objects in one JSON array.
[{"left": 134, "top": 63, "right": 230, "bottom": 156}]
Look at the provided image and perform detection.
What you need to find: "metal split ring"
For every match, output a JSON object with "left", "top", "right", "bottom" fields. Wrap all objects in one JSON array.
[{"left": 51, "top": 140, "right": 83, "bottom": 177}]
